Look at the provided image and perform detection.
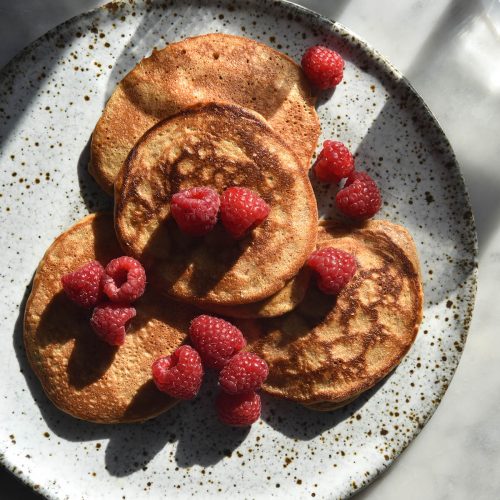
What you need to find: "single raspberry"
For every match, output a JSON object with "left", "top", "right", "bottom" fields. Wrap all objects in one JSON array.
[
  {"left": 301, "top": 45, "right": 344, "bottom": 90},
  {"left": 101, "top": 256, "right": 146, "bottom": 304},
  {"left": 152, "top": 345, "right": 204, "bottom": 400},
  {"left": 219, "top": 352, "right": 269, "bottom": 395},
  {"left": 61, "top": 260, "right": 105, "bottom": 308},
  {"left": 90, "top": 303, "right": 136, "bottom": 346},
  {"left": 336, "top": 171, "right": 382, "bottom": 219},
  {"left": 171, "top": 186, "right": 220, "bottom": 236},
  {"left": 215, "top": 391, "right": 261, "bottom": 426},
  {"left": 189, "top": 315, "right": 246, "bottom": 371},
  {"left": 313, "top": 140, "right": 354, "bottom": 183},
  {"left": 220, "top": 187, "right": 270, "bottom": 239},
  {"left": 307, "top": 247, "right": 357, "bottom": 295}
]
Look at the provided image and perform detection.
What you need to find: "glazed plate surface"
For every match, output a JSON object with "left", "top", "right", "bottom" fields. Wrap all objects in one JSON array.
[{"left": 0, "top": 1, "right": 477, "bottom": 498}]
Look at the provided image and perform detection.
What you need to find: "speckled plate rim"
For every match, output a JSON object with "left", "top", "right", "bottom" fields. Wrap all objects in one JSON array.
[{"left": 0, "top": 0, "right": 478, "bottom": 498}]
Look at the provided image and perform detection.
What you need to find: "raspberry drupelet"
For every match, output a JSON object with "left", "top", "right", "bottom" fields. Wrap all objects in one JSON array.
[
  {"left": 301, "top": 45, "right": 344, "bottom": 89},
  {"left": 215, "top": 391, "right": 261, "bottom": 427},
  {"left": 219, "top": 352, "right": 269, "bottom": 395},
  {"left": 171, "top": 186, "right": 220, "bottom": 236},
  {"left": 307, "top": 247, "right": 357, "bottom": 295},
  {"left": 61, "top": 260, "right": 104, "bottom": 308},
  {"left": 313, "top": 140, "right": 354, "bottom": 183},
  {"left": 152, "top": 345, "right": 204, "bottom": 400},
  {"left": 189, "top": 315, "right": 246, "bottom": 371},
  {"left": 101, "top": 256, "right": 146, "bottom": 304},
  {"left": 335, "top": 171, "right": 382, "bottom": 220},
  {"left": 220, "top": 187, "right": 270, "bottom": 239},
  {"left": 90, "top": 303, "right": 136, "bottom": 346}
]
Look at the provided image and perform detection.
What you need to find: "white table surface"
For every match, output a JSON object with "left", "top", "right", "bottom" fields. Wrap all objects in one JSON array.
[{"left": 1, "top": 0, "right": 499, "bottom": 498}]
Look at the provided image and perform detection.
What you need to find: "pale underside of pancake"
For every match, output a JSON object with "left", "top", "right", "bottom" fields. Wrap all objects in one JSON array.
[
  {"left": 90, "top": 33, "right": 320, "bottom": 194},
  {"left": 201, "top": 268, "right": 311, "bottom": 319},
  {"left": 24, "top": 212, "right": 199, "bottom": 424},
  {"left": 115, "top": 103, "right": 318, "bottom": 308},
  {"left": 246, "top": 220, "right": 423, "bottom": 409}
]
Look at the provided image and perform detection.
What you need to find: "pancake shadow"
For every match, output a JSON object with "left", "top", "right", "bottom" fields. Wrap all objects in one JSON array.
[
  {"left": 36, "top": 291, "right": 118, "bottom": 389},
  {"left": 12, "top": 282, "right": 100, "bottom": 438},
  {"left": 251, "top": 285, "right": 335, "bottom": 349},
  {"left": 187, "top": 226, "right": 248, "bottom": 298},
  {"left": 172, "top": 373, "right": 250, "bottom": 468},
  {"left": 14, "top": 286, "right": 245, "bottom": 477},
  {"left": 261, "top": 376, "right": 392, "bottom": 441},
  {"left": 145, "top": 219, "right": 247, "bottom": 299},
  {"left": 104, "top": 373, "right": 248, "bottom": 476},
  {"left": 76, "top": 135, "right": 113, "bottom": 213},
  {"left": 67, "top": 339, "right": 117, "bottom": 390},
  {"left": 140, "top": 218, "right": 197, "bottom": 294}
]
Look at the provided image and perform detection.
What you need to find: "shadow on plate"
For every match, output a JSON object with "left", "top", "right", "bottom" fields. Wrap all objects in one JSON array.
[
  {"left": 261, "top": 375, "right": 394, "bottom": 441},
  {"left": 12, "top": 78, "right": 478, "bottom": 484},
  {"left": 14, "top": 287, "right": 247, "bottom": 476},
  {"left": 14, "top": 279, "right": 374, "bottom": 477},
  {"left": 76, "top": 135, "right": 112, "bottom": 213}
]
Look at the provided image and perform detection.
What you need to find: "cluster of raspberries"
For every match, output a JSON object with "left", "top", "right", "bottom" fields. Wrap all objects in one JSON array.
[
  {"left": 171, "top": 186, "right": 270, "bottom": 239},
  {"left": 152, "top": 315, "right": 268, "bottom": 427},
  {"left": 301, "top": 45, "right": 382, "bottom": 220},
  {"left": 59, "top": 44, "right": 382, "bottom": 428},
  {"left": 61, "top": 256, "right": 146, "bottom": 346}
]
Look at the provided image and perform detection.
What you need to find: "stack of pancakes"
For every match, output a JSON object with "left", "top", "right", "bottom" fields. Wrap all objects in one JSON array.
[{"left": 24, "top": 34, "right": 423, "bottom": 424}]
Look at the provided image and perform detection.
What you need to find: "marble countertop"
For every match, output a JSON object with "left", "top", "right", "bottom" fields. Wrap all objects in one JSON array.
[{"left": 1, "top": 0, "right": 499, "bottom": 498}]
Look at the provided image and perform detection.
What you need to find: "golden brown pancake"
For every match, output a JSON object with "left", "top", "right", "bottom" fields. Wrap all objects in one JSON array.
[
  {"left": 24, "top": 212, "right": 199, "bottom": 423},
  {"left": 90, "top": 33, "right": 320, "bottom": 194},
  {"left": 245, "top": 220, "right": 423, "bottom": 409},
  {"left": 201, "top": 268, "right": 311, "bottom": 319},
  {"left": 115, "top": 103, "right": 318, "bottom": 308}
]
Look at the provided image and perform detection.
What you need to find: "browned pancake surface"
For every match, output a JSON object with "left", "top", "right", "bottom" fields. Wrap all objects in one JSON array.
[
  {"left": 115, "top": 103, "right": 318, "bottom": 307},
  {"left": 90, "top": 33, "right": 320, "bottom": 194},
  {"left": 24, "top": 213, "right": 198, "bottom": 423},
  {"left": 246, "top": 220, "right": 423, "bottom": 408},
  {"left": 202, "top": 268, "right": 311, "bottom": 319}
]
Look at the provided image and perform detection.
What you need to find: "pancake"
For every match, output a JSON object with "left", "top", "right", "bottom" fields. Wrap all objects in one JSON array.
[
  {"left": 201, "top": 268, "right": 311, "bottom": 319},
  {"left": 24, "top": 212, "right": 199, "bottom": 424},
  {"left": 115, "top": 103, "right": 318, "bottom": 308},
  {"left": 245, "top": 220, "right": 423, "bottom": 409},
  {"left": 90, "top": 33, "right": 320, "bottom": 194}
]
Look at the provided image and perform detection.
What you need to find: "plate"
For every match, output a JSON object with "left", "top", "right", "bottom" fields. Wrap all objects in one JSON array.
[{"left": 0, "top": 0, "right": 477, "bottom": 498}]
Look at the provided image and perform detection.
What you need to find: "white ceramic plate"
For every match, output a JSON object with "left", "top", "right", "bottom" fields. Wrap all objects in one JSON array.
[{"left": 0, "top": 1, "right": 477, "bottom": 498}]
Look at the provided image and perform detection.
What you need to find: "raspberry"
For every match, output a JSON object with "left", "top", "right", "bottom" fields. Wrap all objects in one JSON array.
[
  {"left": 101, "top": 256, "right": 146, "bottom": 304},
  {"left": 220, "top": 187, "right": 270, "bottom": 239},
  {"left": 171, "top": 186, "right": 220, "bottom": 236},
  {"left": 152, "top": 345, "right": 204, "bottom": 400},
  {"left": 215, "top": 391, "right": 261, "bottom": 426},
  {"left": 219, "top": 352, "right": 269, "bottom": 395},
  {"left": 313, "top": 141, "right": 354, "bottom": 183},
  {"left": 61, "top": 260, "right": 104, "bottom": 308},
  {"left": 90, "top": 303, "right": 136, "bottom": 346},
  {"left": 301, "top": 45, "right": 344, "bottom": 90},
  {"left": 336, "top": 171, "right": 382, "bottom": 220},
  {"left": 307, "top": 247, "right": 357, "bottom": 295},
  {"left": 189, "top": 315, "right": 246, "bottom": 370}
]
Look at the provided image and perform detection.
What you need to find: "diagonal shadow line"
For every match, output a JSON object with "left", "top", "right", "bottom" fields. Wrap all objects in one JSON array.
[
  {"left": 3, "top": 0, "right": 481, "bottom": 496},
  {"left": 0, "top": 0, "right": 105, "bottom": 68},
  {"left": 405, "top": 0, "right": 484, "bottom": 82},
  {"left": 0, "top": 3, "right": 108, "bottom": 163},
  {"left": 457, "top": 163, "right": 500, "bottom": 257},
  {"left": 398, "top": 0, "right": 497, "bottom": 257},
  {"left": 287, "top": 0, "right": 350, "bottom": 22}
]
